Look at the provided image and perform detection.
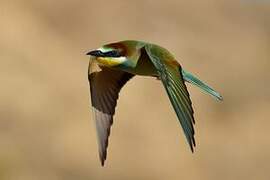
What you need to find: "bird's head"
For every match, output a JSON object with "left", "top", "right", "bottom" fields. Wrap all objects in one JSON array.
[{"left": 86, "top": 40, "right": 145, "bottom": 68}]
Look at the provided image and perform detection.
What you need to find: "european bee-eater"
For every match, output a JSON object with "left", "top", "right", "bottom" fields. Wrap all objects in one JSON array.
[{"left": 86, "top": 40, "right": 222, "bottom": 166}]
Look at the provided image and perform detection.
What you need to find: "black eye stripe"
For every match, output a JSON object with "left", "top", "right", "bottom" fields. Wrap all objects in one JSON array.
[
  {"left": 87, "top": 50, "right": 122, "bottom": 57},
  {"left": 96, "top": 50, "right": 104, "bottom": 57},
  {"left": 104, "top": 50, "right": 122, "bottom": 57}
]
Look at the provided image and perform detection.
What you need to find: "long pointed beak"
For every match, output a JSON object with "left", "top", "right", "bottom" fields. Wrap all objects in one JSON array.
[{"left": 86, "top": 50, "right": 102, "bottom": 56}]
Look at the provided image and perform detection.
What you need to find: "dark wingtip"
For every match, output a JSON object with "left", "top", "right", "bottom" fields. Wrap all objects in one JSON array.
[
  {"left": 190, "top": 144, "right": 194, "bottom": 153},
  {"left": 100, "top": 155, "right": 106, "bottom": 167},
  {"left": 101, "top": 160, "right": 105, "bottom": 167},
  {"left": 190, "top": 145, "right": 195, "bottom": 153},
  {"left": 100, "top": 150, "right": 107, "bottom": 167},
  {"left": 189, "top": 136, "right": 196, "bottom": 153}
]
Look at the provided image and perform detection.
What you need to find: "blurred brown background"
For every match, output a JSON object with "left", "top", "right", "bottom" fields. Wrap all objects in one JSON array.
[{"left": 1, "top": 0, "right": 270, "bottom": 180}]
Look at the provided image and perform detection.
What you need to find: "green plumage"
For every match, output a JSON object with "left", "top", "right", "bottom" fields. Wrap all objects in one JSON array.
[
  {"left": 86, "top": 40, "right": 222, "bottom": 166},
  {"left": 181, "top": 69, "right": 223, "bottom": 100},
  {"left": 145, "top": 44, "right": 196, "bottom": 151}
]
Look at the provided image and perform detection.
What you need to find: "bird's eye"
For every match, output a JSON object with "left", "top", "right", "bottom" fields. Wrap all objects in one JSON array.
[
  {"left": 86, "top": 50, "right": 122, "bottom": 57},
  {"left": 104, "top": 50, "right": 122, "bottom": 57}
]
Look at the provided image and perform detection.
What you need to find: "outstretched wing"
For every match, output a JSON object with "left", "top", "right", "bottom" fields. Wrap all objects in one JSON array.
[
  {"left": 88, "top": 59, "right": 134, "bottom": 166},
  {"left": 145, "top": 44, "right": 196, "bottom": 151}
]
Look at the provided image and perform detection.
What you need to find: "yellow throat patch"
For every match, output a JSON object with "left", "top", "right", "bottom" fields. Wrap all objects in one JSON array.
[{"left": 96, "top": 57, "right": 126, "bottom": 67}]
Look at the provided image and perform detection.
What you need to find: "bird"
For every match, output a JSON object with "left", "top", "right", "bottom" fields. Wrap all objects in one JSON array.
[{"left": 86, "top": 40, "right": 222, "bottom": 166}]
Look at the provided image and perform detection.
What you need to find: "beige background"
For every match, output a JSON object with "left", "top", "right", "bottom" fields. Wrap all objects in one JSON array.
[{"left": 1, "top": 0, "right": 270, "bottom": 180}]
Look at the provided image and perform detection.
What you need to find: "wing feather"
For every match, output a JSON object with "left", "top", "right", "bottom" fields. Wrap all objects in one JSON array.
[
  {"left": 88, "top": 60, "right": 133, "bottom": 165},
  {"left": 145, "top": 44, "right": 196, "bottom": 151}
]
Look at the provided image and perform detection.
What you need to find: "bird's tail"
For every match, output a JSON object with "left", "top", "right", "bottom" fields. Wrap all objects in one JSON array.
[{"left": 181, "top": 69, "right": 223, "bottom": 101}]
